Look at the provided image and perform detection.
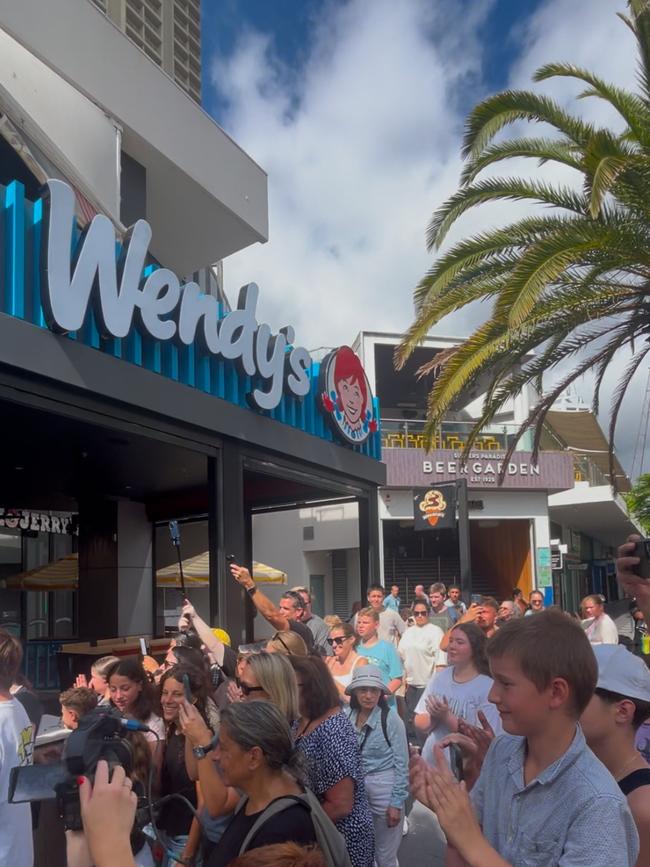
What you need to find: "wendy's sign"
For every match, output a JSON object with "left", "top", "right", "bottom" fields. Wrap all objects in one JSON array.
[
  {"left": 40, "top": 179, "right": 312, "bottom": 412},
  {"left": 319, "top": 346, "right": 377, "bottom": 445}
]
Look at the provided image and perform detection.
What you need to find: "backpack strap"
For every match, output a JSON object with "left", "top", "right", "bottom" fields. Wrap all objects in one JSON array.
[
  {"left": 380, "top": 703, "right": 392, "bottom": 748},
  {"left": 237, "top": 791, "right": 353, "bottom": 867},
  {"left": 359, "top": 706, "right": 392, "bottom": 750},
  {"left": 237, "top": 796, "right": 305, "bottom": 854}
]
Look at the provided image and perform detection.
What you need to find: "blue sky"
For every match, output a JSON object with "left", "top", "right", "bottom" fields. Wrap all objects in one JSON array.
[
  {"left": 198, "top": 0, "right": 641, "bottom": 472},
  {"left": 202, "top": 0, "right": 543, "bottom": 121}
]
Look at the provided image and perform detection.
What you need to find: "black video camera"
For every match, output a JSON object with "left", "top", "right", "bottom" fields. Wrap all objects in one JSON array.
[{"left": 9, "top": 707, "right": 137, "bottom": 831}]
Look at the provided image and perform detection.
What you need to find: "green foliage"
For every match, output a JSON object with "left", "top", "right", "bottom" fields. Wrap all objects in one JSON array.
[
  {"left": 625, "top": 473, "right": 650, "bottom": 533},
  {"left": 397, "top": 1, "right": 650, "bottom": 487}
]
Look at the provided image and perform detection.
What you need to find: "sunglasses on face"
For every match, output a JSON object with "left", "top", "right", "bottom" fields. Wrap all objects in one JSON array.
[
  {"left": 413, "top": 610, "right": 429, "bottom": 617},
  {"left": 327, "top": 636, "right": 347, "bottom": 646},
  {"left": 235, "top": 678, "right": 266, "bottom": 697}
]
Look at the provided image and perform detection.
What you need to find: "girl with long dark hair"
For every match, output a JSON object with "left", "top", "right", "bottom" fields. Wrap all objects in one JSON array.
[
  {"left": 413, "top": 622, "right": 501, "bottom": 767},
  {"left": 107, "top": 657, "right": 165, "bottom": 753},
  {"left": 158, "top": 664, "right": 214, "bottom": 866}
]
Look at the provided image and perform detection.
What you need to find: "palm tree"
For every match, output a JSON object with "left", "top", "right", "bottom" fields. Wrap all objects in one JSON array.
[
  {"left": 626, "top": 473, "right": 650, "bottom": 531},
  {"left": 396, "top": 0, "right": 650, "bottom": 486}
]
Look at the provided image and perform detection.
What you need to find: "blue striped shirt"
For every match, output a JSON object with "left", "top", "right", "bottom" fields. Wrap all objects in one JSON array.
[{"left": 471, "top": 726, "right": 639, "bottom": 866}]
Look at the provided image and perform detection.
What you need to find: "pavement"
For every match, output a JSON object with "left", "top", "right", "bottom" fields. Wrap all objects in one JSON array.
[{"left": 397, "top": 800, "right": 447, "bottom": 865}]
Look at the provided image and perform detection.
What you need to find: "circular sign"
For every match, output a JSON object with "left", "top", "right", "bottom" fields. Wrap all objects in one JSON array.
[{"left": 319, "top": 346, "right": 377, "bottom": 445}]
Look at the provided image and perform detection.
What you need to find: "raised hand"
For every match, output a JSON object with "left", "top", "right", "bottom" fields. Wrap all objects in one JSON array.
[
  {"left": 418, "top": 745, "right": 483, "bottom": 856},
  {"left": 458, "top": 709, "right": 496, "bottom": 765},
  {"left": 229, "top": 564, "right": 254, "bottom": 590},
  {"left": 178, "top": 699, "right": 213, "bottom": 747},
  {"left": 617, "top": 535, "right": 650, "bottom": 620},
  {"left": 425, "top": 694, "right": 450, "bottom": 721},
  {"left": 79, "top": 761, "right": 137, "bottom": 867}
]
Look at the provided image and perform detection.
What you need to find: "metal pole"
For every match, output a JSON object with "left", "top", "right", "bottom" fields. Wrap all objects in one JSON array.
[
  {"left": 457, "top": 479, "right": 472, "bottom": 599},
  {"left": 169, "top": 521, "right": 187, "bottom": 599}
]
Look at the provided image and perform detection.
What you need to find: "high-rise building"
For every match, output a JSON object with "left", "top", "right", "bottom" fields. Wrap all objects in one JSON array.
[{"left": 91, "top": 0, "right": 201, "bottom": 104}]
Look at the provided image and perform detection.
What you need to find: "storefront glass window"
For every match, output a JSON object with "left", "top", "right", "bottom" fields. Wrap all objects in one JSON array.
[{"left": 155, "top": 519, "right": 210, "bottom": 634}]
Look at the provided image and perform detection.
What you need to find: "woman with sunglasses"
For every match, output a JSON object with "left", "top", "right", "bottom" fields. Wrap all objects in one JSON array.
[
  {"left": 237, "top": 651, "right": 300, "bottom": 723},
  {"left": 325, "top": 622, "right": 368, "bottom": 702},
  {"left": 266, "top": 631, "right": 308, "bottom": 656}
]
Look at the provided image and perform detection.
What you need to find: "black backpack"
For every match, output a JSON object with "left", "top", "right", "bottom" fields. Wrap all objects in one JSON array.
[{"left": 235, "top": 790, "right": 353, "bottom": 867}]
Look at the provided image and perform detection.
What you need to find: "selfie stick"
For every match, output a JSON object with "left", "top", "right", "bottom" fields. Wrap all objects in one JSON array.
[{"left": 168, "top": 520, "right": 186, "bottom": 597}]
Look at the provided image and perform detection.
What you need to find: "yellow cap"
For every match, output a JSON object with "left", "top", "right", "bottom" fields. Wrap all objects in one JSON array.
[{"left": 212, "top": 627, "right": 231, "bottom": 647}]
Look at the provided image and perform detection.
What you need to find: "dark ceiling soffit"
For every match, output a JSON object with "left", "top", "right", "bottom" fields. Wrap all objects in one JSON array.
[
  {"left": 0, "top": 314, "right": 386, "bottom": 487},
  {"left": 0, "top": 371, "right": 219, "bottom": 457},
  {"left": 242, "top": 455, "right": 380, "bottom": 499}
]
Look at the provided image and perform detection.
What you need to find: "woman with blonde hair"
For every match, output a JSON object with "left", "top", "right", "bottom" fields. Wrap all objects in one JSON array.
[
  {"left": 325, "top": 622, "right": 368, "bottom": 701},
  {"left": 266, "top": 631, "right": 308, "bottom": 657},
  {"left": 239, "top": 651, "right": 300, "bottom": 723}
]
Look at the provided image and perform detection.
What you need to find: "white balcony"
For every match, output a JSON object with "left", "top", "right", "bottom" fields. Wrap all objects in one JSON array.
[{"left": 0, "top": 0, "right": 268, "bottom": 274}]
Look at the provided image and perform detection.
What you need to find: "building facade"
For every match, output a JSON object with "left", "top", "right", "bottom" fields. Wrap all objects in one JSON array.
[
  {"left": 0, "top": 3, "right": 384, "bottom": 675},
  {"left": 254, "top": 332, "right": 640, "bottom": 617},
  {"left": 91, "top": 0, "right": 201, "bottom": 103}
]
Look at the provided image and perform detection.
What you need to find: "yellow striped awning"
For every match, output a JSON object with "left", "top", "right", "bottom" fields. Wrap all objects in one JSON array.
[
  {"left": 4, "top": 552, "right": 287, "bottom": 590},
  {"left": 5, "top": 553, "right": 79, "bottom": 590}
]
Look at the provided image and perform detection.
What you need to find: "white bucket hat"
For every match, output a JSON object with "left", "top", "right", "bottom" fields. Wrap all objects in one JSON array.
[
  {"left": 594, "top": 645, "right": 650, "bottom": 702},
  {"left": 344, "top": 665, "right": 391, "bottom": 696}
]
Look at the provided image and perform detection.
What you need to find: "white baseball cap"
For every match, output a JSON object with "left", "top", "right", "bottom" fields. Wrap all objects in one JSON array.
[{"left": 594, "top": 645, "right": 650, "bottom": 702}]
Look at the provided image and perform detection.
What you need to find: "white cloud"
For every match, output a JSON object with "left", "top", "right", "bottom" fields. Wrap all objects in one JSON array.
[
  {"left": 212, "top": 0, "right": 489, "bottom": 346},
  {"left": 209, "top": 0, "right": 647, "bottom": 476}
]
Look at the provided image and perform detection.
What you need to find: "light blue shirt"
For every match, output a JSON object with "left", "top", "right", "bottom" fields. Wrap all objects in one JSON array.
[
  {"left": 357, "top": 639, "right": 403, "bottom": 707},
  {"left": 471, "top": 727, "right": 639, "bottom": 866},
  {"left": 444, "top": 598, "right": 466, "bottom": 624},
  {"left": 384, "top": 595, "right": 401, "bottom": 613},
  {"left": 345, "top": 704, "right": 409, "bottom": 808}
]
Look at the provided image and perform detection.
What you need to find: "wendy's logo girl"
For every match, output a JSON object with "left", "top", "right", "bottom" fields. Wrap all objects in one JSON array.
[{"left": 320, "top": 346, "right": 377, "bottom": 445}]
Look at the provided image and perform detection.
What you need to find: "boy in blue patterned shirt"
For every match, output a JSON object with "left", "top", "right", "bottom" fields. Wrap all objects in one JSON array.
[{"left": 411, "top": 610, "right": 639, "bottom": 866}]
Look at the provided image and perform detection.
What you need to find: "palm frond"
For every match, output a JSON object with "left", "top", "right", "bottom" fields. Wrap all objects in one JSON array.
[
  {"left": 460, "top": 137, "right": 583, "bottom": 186},
  {"left": 534, "top": 62, "right": 650, "bottom": 144},
  {"left": 426, "top": 178, "right": 589, "bottom": 251},
  {"left": 607, "top": 344, "right": 650, "bottom": 483},
  {"left": 462, "top": 90, "right": 597, "bottom": 159}
]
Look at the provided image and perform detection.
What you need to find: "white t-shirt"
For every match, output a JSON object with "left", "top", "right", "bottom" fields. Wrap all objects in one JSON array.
[
  {"left": 415, "top": 666, "right": 502, "bottom": 766},
  {"left": 398, "top": 623, "right": 445, "bottom": 687},
  {"left": 0, "top": 698, "right": 34, "bottom": 867},
  {"left": 582, "top": 614, "right": 619, "bottom": 645}
]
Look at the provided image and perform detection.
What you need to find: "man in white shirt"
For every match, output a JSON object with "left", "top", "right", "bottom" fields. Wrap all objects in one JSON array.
[
  {"left": 0, "top": 629, "right": 34, "bottom": 867},
  {"left": 581, "top": 594, "right": 619, "bottom": 645},
  {"left": 398, "top": 601, "right": 445, "bottom": 743}
]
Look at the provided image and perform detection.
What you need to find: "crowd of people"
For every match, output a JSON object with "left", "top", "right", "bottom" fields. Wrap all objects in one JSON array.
[{"left": 1, "top": 542, "right": 650, "bottom": 867}]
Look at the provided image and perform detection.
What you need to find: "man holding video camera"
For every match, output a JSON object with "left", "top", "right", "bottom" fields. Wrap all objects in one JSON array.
[{"left": 0, "top": 628, "right": 34, "bottom": 867}]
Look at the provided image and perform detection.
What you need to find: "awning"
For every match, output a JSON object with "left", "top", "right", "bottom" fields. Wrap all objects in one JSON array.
[
  {"left": 156, "top": 552, "right": 287, "bottom": 587},
  {"left": 4, "top": 552, "right": 287, "bottom": 591},
  {"left": 545, "top": 409, "right": 630, "bottom": 491},
  {"left": 5, "top": 553, "right": 78, "bottom": 590}
]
